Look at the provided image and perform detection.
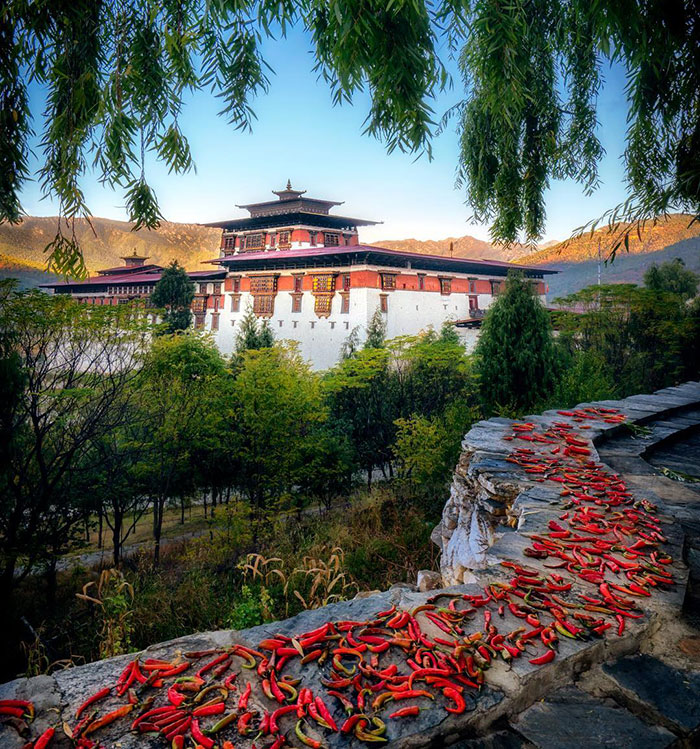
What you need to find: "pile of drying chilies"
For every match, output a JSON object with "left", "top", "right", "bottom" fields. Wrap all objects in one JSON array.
[{"left": 2, "top": 406, "right": 676, "bottom": 749}]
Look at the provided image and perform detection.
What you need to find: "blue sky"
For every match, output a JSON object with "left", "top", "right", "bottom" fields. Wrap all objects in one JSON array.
[{"left": 20, "top": 26, "right": 631, "bottom": 244}]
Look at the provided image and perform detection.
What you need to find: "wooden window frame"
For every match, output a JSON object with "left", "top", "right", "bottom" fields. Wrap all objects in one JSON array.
[
  {"left": 379, "top": 294, "right": 389, "bottom": 313},
  {"left": 380, "top": 273, "right": 397, "bottom": 291},
  {"left": 439, "top": 277, "right": 452, "bottom": 296},
  {"left": 244, "top": 233, "right": 264, "bottom": 250},
  {"left": 324, "top": 232, "right": 340, "bottom": 247},
  {"left": 340, "top": 293, "right": 350, "bottom": 314}
]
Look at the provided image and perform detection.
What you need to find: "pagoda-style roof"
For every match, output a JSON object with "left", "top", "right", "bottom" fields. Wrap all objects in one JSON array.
[
  {"left": 97, "top": 263, "right": 163, "bottom": 276},
  {"left": 204, "top": 211, "right": 378, "bottom": 232},
  {"left": 205, "top": 182, "right": 378, "bottom": 228},
  {"left": 41, "top": 268, "right": 226, "bottom": 291},
  {"left": 206, "top": 244, "right": 558, "bottom": 278}
]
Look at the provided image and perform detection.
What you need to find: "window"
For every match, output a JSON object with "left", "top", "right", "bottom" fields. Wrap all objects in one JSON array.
[
  {"left": 194, "top": 315, "right": 205, "bottom": 330},
  {"left": 324, "top": 232, "right": 340, "bottom": 246},
  {"left": 380, "top": 294, "right": 388, "bottom": 313},
  {"left": 309, "top": 231, "right": 317, "bottom": 246},
  {"left": 249, "top": 275, "right": 277, "bottom": 294},
  {"left": 244, "top": 233, "right": 264, "bottom": 250},
  {"left": 380, "top": 273, "right": 397, "bottom": 291},
  {"left": 341, "top": 294, "right": 350, "bottom": 314},
  {"left": 222, "top": 234, "right": 236, "bottom": 251},
  {"left": 291, "top": 295, "right": 302, "bottom": 313},
  {"left": 199, "top": 282, "right": 208, "bottom": 294},
  {"left": 232, "top": 276, "right": 241, "bottom": 293},
  {"left": 312, "top": 274, "right": 335, "bottom": 293},
  {"left": 469, "top": 295, "right": 479, "bottom": 311},
  {"left": 293, "top": 274, "right": 304, "bottom": 293},
  {"left": 278, "top": 230, "right": 291, "bottom": 247},
  {"left": 192, "top": 297, "right": 206, "bottom": 314},
  {"left": 342, "top": 273, "right": 351, "bottom": 291},
  {"left": 439, "top": 277, "right": 452, "bottom": 295},
  {"left": 213, "top": 283, "right": 221, "bottom": 295},
  {"left": 213, "top": 296, "right": 220, "bottom": 311},
  {"left": 211, "top": 313, "right": 219, "bottom": 331},
  {"left": 253, "top": 295, "right": 275, "bottom": 316},
  {"left": 231, "top": 294, "right": 240, "bottom": 312},
  {"left": 469, "top": 278, "right": 477, "bottom": 294},
  {"left": 491, "top": 280, "right": 503, "bottom": 295},
  {"left": 314, "top": 295, "right": 332, "bottom": 317},
  {"left": 417, "top": 274, "right": 425, "bottom": 290},
  {"left": 269, "top": 233, "right": 276, "bottom": 248}
]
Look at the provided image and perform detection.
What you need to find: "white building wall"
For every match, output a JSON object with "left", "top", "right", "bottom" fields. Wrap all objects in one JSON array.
[{"left": 209, "top": 265, "right": 546, "bottom": 370}]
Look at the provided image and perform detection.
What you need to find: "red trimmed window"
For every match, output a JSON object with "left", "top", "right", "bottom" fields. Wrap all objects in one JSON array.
[
  {"left": 292, "top": 295, "right": 302, "bottom": 313},
  {"left": 244, "top": 233, "right": 264, "bottom": 250},
  {"left": 439, "top": 278, "right": 452, "bottom": 295},
  {"left": 293, "top": 275, "right": 304, "bottom": 293}
]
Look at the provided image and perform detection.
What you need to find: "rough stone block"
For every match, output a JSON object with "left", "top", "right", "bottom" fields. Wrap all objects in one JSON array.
[
  {"left": 601, "top": 654, "right": 700, "bottom": 734},
  {"left": 512, "top": 686, "right": 675, "bottom": 749}
]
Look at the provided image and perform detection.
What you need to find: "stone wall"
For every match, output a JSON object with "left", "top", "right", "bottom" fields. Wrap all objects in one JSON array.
[{"left": 2, "top": 382, "right": 699, "bottom": 749}]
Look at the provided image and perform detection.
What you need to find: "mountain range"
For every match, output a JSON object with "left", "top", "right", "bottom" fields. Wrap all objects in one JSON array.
[{"left": 1, "top": 213, "right": 698, "bottom": 296}]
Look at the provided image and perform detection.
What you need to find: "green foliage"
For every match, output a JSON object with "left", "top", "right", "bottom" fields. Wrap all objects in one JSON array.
[
  {"left": 150, "top": 261, "right": 195, "bottom": 333},
  {"left": 364, "top": 307, "right": 387, "bottom": 349},
  {"left": 554, "top": 282, "right": 699, "bottom": 395},
  {"left": 550, "top": 349, "right": 617, "bottom": 409},
  {"left": 643, "top": 258, "right": 698, "bottom": 300},
  {"left": 3, "top": 2, "right": 699, "bottom": 273},
  {"left": 0, "top": 289, "right": 151, "bottom": 601},
  {"left": 226, "top": 584, "right": 273, "bottom": 630},
  {"left": 475, "top": 272, "right": 558, "bottom": 414},
  {"left": 234, "top": 305, "right": 275, "bottom": 357},
  {"left": 230, "top": 345, "right": 321, "bottom": 516}
]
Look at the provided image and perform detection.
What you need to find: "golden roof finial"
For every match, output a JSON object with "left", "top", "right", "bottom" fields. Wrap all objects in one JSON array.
[{"left": 286, "top": 179, "right": 292, "bottom": 190}]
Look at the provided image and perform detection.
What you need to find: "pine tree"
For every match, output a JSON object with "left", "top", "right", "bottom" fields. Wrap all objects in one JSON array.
[
  {"left": 475, "top": 272, "right": 558, "bottom": 415},
  {"left": 150, "top": 261, "right": 195, "bottom": 333},
  {"left": 235, "top": 305, "right": 275, "bottom": 354},
  {"left": 364, "top": 307, "right": 387, "bottom": 349}
]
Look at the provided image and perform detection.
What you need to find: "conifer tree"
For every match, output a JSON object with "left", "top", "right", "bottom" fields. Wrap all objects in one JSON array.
[
  {"left": 364, "top": 307, "right": 387, "bottom": 349},
  {"left": 235, "top": 305, "right": 275, "bottom": 354},
  {"left": 150, "top": 261, "right": 195, "bottom": 333},
  {"left": 475, "top": 273, "right": 558, "bottom": 415}
]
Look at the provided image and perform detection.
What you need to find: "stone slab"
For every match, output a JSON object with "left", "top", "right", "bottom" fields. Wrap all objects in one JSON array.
[
  {"left": 512, "top": 686, "right": 675, "bottom": 749},
  {"left": 601, "top": 654, "right": 700, "bottom": 734}
]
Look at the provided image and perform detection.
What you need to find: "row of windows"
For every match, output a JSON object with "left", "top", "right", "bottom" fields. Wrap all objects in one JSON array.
[
  {"left": 107, "top": 285, "right": 153, "bottom": 295},
  {"left": 197, "top": 282, "right": 222, "bottom": 295},
  {"left": 223, "top": 231, "right": 347, "bottom": 251}
]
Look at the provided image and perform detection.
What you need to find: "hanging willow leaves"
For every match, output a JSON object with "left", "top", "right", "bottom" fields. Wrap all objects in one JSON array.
[{"left": 1, "top": 0, "right": 698, "bottom": 275}]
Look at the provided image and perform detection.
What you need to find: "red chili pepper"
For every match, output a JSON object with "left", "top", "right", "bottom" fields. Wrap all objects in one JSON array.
[
  {"left": 314, "top": 697, "right": 338, "bottom": 731},
  {"left": 192, "top": 702, "right": 225, "bottom": 717},
  {"left": 33, "top": 727, "right": 55, "bottom": 749},
  {"left": 84, "top": 704, "right": 133, "bottom": 735},
  {"left": 270, "top": 704, "right": 298, "bottom": 734},
  {"left": 191, "top": 718, "right": 214, "bottom": 748},
  {"left": 529, "top": 649, "right": 556, "bottom": 665},
  {"left": 442, "top": 687, "right": 466, "bottom": 714},
  {"left": 389, "top": 705, "right": 420, "bottom": 719},
  {"left": 238, "top": 682, "right": 252, "bottom": 711}
]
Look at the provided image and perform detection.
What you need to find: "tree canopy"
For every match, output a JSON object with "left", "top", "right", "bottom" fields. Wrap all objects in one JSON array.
[
  {"left": 643, "top": 258, "right": 699, "bottom": 300},
  {"left": 3, "top": 1, "right": 698, "bottom": 275},
  {"left": 150, "top": 261, "right": 195, "bottom": 333},
  {"left": 475, "top": 272, "right": 558, "bottom": 414}
]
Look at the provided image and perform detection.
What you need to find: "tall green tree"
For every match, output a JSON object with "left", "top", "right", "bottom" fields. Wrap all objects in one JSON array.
[
  {"left": 475, "top": 272, "right": 558, "bottom": 414},
  {"left": 0, "top": 290, "right": 150, "bottom": 601},
  {"left": 364, "top": 307, "right": 387, "bottom": 349},
  {"left": 133, "top": 333, "right": 227, "bottom": 564},
  {"left": 229, "top": 345, "right": 321, "bottom": 525},
  {"left": 235, "top": 306, "right": 275, "bottom": 354},
  {"left": 7, "top": 2, "right": 696, "bottom": 273},
  {"left": 150, "top": 261, "right": 195, "bottom": 333},
  {"left": 643, "top": 258, "right": 698, "bottom": 300}
]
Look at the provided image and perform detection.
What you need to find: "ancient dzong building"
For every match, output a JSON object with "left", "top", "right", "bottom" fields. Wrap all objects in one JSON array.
[{"left": 43, "top": 183, "right": 556, "bottom": 369}]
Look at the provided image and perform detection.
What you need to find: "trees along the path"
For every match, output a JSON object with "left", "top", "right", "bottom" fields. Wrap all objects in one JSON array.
[
  {"left": 324, "top": 347, "right": 397, "bottom": 488},
  {"left": 475, "top": 272, "right": 558, "bottom": 415},
  {"left": 150, "top": 261, "right": 195, "bottom": 333},
  {"left": 228, "top": 344, "right": 321, "bottom": 536},
  {"left": 0, "top": 287, "right": 151, "bottom": 603},
  {"left": 132, "top": 334, "right": 227, "bottom": 565}
]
